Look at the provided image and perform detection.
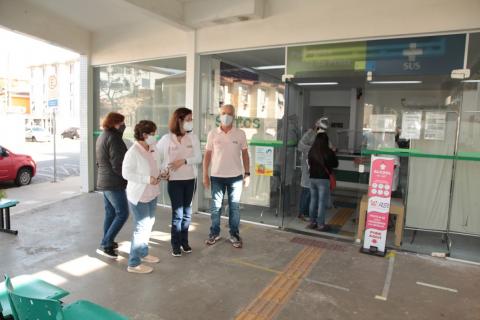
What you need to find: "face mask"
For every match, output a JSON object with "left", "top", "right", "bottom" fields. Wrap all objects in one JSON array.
[
  {"left": 118, "top": 124, "right": 126, "bottom": 134},
  {"left": 145, "top": 135, "right": 156, "bottom": 146},
  {"left": 220, "top": 114, "right": 234, "bottom": 126},
  {"left": 183, "top": 121, "right": 193, "bottom": 132}
]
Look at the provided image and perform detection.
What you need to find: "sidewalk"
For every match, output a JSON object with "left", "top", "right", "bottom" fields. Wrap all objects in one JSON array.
[
  {"left": 1, "top": 193, "right": 479, "bottom": 320},
  {"left": 4, "top": 176, "right": 82, "bottom": 216}
]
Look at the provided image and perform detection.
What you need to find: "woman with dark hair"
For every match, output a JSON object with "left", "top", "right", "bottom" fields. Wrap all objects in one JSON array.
[
  {"left": 95, "top": 112, "right": 129, "bottom": 259},
  {"left": 307, "top": 133, "right": 338, "bottom": 231},
  {"left": 122, "top": 120, "right": 162, "bottom": 274},
  {"left": 157, "top": 107, "right": 201, "bottom": 257}
]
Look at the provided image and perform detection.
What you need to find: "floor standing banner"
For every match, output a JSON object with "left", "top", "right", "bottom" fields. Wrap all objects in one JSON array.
[{"left": 362, "top": 156, "right": 395, "bottom": 256}]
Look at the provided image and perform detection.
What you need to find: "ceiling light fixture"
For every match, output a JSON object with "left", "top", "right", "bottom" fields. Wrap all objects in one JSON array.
[
  {"left": 297, "top": 82, "right": 339, "bottom": 86},
  {"left": 369, "top": 81, "right": 422, "bottom": 84},
  {"left": 252, "top": 65, "right": 285, "bottom": 70},
  {"left": 462, "top": 79, "right": 480, "bottom": 83}
]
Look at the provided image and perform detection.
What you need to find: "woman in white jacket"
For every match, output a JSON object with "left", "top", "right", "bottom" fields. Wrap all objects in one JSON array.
[
  {"left": 122, "top": 120, "right": 163, "bottom": 274},
  {"left": 157, "top": 107, "right": 202, "bottom": 257}
]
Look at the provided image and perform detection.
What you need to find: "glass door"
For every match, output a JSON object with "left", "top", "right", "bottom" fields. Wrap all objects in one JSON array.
[
  {"left": 279, "top": 81, "right": 303, "bottom": 230},
  {"left": 197, "top": 54, "right": 288, "bottom": 228}
]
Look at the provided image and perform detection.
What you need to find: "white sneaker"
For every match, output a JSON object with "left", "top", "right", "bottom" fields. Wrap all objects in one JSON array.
[
  {"left": 127, "top": 264, "right": 153, "bottom": 274},
  {"left": 141, "top": 255, "right": 160, "bottom": 263}
]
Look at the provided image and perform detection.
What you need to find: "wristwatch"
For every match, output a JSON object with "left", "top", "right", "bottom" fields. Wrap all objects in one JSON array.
[{"left": 244, "top": 172, "right": 250, "bottom": 177}]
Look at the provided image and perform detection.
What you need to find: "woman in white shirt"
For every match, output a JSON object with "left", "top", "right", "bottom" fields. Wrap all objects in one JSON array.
[
  {"left": 122, "top": 120, "right": 162, "bottom": 274},
  {"left": 157, "top": 107, "right": 201, "bottom": 257}
]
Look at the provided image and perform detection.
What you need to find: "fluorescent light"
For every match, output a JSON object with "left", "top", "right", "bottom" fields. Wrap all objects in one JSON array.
[
  {"left": 297, "top": 82, "right": 339, "bottom": 86},
  {"left": 462, "top": 79, "right": 480, "bottom": 83},
  {"left": 252, "top": 65, "right": 285, "bottom": 70},
  {"left": 369, "top": 81, "right": 422, "bottom": 84}
]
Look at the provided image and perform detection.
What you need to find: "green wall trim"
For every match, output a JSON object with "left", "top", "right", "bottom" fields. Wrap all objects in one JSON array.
[{"left": 362, "top": 149, "right": 480, "bottom": 162}]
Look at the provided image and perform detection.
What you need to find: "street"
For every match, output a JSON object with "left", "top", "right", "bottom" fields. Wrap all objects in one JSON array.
[{"left": 0, "top": 137, "right": 80, "bottom": 188}]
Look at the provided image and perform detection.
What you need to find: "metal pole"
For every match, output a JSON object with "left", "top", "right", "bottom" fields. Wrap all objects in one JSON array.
[{"left": 53, "top": 109, "right": 57, "bottom": 183}]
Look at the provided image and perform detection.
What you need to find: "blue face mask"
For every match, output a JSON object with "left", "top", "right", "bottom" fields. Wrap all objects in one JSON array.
[{"left": 220, "top": 114, "right": 233, "bottom": 126}]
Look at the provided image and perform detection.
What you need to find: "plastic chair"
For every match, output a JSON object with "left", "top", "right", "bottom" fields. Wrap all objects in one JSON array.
[
  {"left": 5, "top": 276, "right": 128, "bottom": 320},
  {"left": 1, "top": 275, "right": 69, "bottom": 320}
]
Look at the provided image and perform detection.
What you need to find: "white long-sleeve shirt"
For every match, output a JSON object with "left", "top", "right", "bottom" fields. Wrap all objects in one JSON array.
[
  {"left": 122, "top": 142, "right": 161, "bottom": 205},
  {"left": 156, "top": 132, "right": 202, "bottom": 180}
]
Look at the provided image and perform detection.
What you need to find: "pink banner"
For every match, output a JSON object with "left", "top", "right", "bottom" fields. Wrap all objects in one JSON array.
[{"left": 362, "top": 156, "right": 395, "bottom": 254}]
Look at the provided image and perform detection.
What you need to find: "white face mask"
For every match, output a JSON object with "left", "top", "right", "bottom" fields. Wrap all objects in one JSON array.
[
  {"left": 183, "top": 121, "right": 193, "bottom": 132},
  {"left": 220, "top": 114, "right": 234, "bottom": 126},
  {"left": 145, "top": 135, "right": 156, "bottom": 146}
]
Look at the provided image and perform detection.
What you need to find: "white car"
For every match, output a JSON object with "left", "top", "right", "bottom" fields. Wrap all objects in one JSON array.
[{"left": 25, "top": 127, "right": 53, "bottom": 142}]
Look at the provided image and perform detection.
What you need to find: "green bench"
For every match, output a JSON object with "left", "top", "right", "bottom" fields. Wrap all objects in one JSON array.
[
  {"left": 4, "top": 275, "right": 128, "bottom": 320},
  {"left": 0, "top": 275, "right": 69, "bottom": 319}
]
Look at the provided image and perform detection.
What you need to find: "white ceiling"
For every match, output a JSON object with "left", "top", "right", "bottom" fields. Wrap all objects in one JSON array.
[
  {"left": 24, "top": 0, "right": 158, "bottom": 31},
  {"left": 23, "top": 0, "right": 265, "bottom": 32}
]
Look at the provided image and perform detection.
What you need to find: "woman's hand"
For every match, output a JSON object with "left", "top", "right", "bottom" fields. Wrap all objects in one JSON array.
[
  {"left": 168, "top": 159, "right": 185, "bottom": 171},
  {"left": 150, "top": 176, "right": 160, "bottom": 185}
]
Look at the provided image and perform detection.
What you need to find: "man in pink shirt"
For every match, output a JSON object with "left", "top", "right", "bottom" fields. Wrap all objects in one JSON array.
[{"left": 203, "top": 104, "right": 250, "bottom": 248}]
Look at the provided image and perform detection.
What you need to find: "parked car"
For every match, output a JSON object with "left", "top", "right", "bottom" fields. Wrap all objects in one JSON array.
[
  {"left": 25, "top": 126, "right": 52, "bottom": 142},
  {"left": 0, "top": 145, "right": 36, "bottom": 186},
  {"left": 61, "top": 127, "right": 80, "bottom": 139}
]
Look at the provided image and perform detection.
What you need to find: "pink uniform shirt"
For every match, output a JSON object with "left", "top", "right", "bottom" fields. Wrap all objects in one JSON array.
[{"left": 206, "top": 127, "right": 248, "bottom": 178}]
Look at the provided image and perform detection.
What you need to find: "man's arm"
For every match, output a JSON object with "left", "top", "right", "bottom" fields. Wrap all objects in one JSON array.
[
  {"left": 203, "top": 150, "right": 212, "bottom": 189},
  {"left": 242, "top": 149, "right": 250, "bottom": 187}
]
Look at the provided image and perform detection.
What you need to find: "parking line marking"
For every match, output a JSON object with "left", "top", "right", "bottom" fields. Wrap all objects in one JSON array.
[
  {"left": 304, "top": 278, "right": 350, "bottom": 292},
  {"left": 416, "top": 282, "right": 458, "bottom": 293},
  {"left": 375, "top": 251, "right": 396, "bottom": 301}
]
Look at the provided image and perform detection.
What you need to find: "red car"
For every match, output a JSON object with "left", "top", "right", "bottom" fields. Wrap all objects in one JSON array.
[{"left": 0, "top": 145, "right": 36, "bottom": 186}]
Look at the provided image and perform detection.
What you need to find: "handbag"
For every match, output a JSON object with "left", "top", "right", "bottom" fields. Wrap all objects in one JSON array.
[{"left": 321, "top": 161, "right": 336, "bottom": 191}]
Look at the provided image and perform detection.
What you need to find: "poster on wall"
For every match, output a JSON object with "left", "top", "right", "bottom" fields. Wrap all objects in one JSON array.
[
  {"left": 424, "top": 111, "right": 446, "bottom": 140},
  {"left": 275, "top": 91, "right": 285, "bottom": 119},
  {"left": 362, "top": 156, "right": 395, "bottom": 257},
  {"left": 237, "top": 85, "right": 251, "bottom": 117},
  {"left": 369, "top": 114, "right": 396, "bottom": 132},
  {"left": 400, "top": 111, "right": 422, "bottom": 140},
  {"left": 255, "top": 146, "right": 274, "bottom": 176},
  {"left": 256, "top": 88, "right": 268, "bottom": 118}
]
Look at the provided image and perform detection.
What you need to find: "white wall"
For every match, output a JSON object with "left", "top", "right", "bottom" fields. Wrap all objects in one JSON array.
[
  {"left": 91, "top": 21, "right": 189, "bottom": 65},
  {"left": 309, "top": 90, "right": 351, "bottom": 107},
  {"left": 196, "top": 0, "right": 480, "bottom": 53},
  {"left": 0, "top": 0, "right": 90, "bottom": 55}
]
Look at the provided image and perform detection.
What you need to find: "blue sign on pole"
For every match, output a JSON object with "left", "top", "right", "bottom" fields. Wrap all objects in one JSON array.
[{"left": 48, "top": 99, "right": 58, "bottom": 107}]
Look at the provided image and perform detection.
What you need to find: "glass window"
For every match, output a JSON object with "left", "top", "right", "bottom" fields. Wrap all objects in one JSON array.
[{"left": 93, "top": 57, "right": 186, "bottom": 205}]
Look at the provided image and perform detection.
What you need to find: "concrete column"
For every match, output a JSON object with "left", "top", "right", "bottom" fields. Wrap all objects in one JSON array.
[
  {"left": 79, "top": 55, "right": 94, "bottom": 192},
  {"left": 185, "top": 31, "right": 201, "bottom": 212},
  {"left": 349, "top": 88, "right": 357, "bottom": 152}
]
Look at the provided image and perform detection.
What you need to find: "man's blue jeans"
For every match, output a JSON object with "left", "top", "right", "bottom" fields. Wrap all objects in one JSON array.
[
  {"left": 167, "top": 179, "right": 195, "bottom": 250},
  {"left": 309, "top": 179, "right": 330, "bottom": 226},
  {"left": 299, "top": 187, "right": 311, "bottom": 217},
  {"left": 128, "top": 197, "right": 157, "bottom": 267},
  {"left": 101, "top": 190, "right": 129, "bottom": 248},
  {"left": 210, "top": 175, "right": 243, "bottom": 237}
]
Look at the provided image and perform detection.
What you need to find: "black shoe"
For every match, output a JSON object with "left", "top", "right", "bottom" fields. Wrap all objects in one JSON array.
[
  {"left": 172, "top": 248, "right": 182, "bottom": 257},
  {"left": 96, "top": 247, "right": 118, "bottom": 259},
  {"left": 101, "top": 242, "right": 118, "bottom": 250},
  {"left": 181, "top": 244, "right": 192, "bottom": 253},
  {"left": 306, "top": 222, "right": 318, "bottom": 229},
  {"left": 317, "top": 224, "right": 332, "bottom": 232}
]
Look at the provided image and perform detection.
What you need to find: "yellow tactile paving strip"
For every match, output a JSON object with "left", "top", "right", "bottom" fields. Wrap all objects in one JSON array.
[
  {"left": 328, "top": 207, "right": 354, "bottom": 227},
  {"left": 235, "top": 246, "right": 323, "bottom": 320}
]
